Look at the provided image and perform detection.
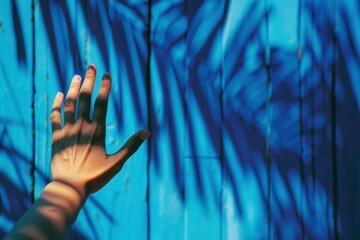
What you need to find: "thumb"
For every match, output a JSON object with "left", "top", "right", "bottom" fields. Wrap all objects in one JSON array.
[{"left": 108, "top": 129, "right": 150, "bottom": 165}]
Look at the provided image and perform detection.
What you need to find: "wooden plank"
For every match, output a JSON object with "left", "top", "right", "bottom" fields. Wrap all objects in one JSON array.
[
  {"left": 300, "top": 0, "right": 338, "bottom": 239},
  {"left": 71, "top": 1, "right": 114, "bottom": 238},
  {"left": 149, "top": 0, "right": 187, "bottom": 239},
  {"left": 33, "top": 1, "right": 92, "bottom": 238},
  {"left": 299, "top": 1, "right": 333, "bottom": 239},
  {"left": 94, "top": 1, "right": 149, "bottom": 239},
  {"left": 184, "top": 0, "right": 224, "bottom": 239},
  {"left": 222, "top": 0, "right": 269, "bottom": 239},
  {"left": 0, "top": 0, "right": 33, "bottom": 237},
  {"left": 33, "top": 0, "right": 82, "bottom": 195},
  {"left": 72, "top": 1, "right": 115, "bottom": 239},
  {"left": 335, "top": 0, "right": 360, "bottom": 238},
  {"left": 267, "top": 0, "right": 305, "bottom": 239}
]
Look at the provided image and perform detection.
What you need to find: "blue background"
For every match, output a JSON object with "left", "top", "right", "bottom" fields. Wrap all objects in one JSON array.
[{"left": 1, "top": 0, "right": 360, "bottom": 239}]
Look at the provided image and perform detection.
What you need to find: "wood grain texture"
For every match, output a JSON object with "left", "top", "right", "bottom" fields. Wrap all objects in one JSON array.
[
  {"left": 149, "top": 1, "right": 187, "bottom": 239},
  {"left": 0, "top": 0, "right": 33, "bottom": 237},
  {"left": 1, "top": 0, "right": 359, "bottom": 239}
]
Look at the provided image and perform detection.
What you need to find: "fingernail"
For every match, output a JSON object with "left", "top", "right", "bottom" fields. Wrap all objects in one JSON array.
[
  {"left": 56, "top": 92, "right": 63, "bottom": 99},
  {"left": 87, "top": 64, "right": 96, "bottom": 74},
  {"left": 102, "top": 72, "right": 111, "bottom": 81},
  {"left": 140, "top": 129, "right": 151, "bottom": 142},
  {"left": 74, "top": 75, "right": 81, "bottom": 82}
]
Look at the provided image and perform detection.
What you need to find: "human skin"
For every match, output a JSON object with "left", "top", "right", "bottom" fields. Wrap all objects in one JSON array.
[{"left": 5, "top": 64, "right": 150, "bottom": 240}]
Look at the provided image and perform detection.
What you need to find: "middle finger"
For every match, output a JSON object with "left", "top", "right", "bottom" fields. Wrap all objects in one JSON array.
[{"left": 78, "top": 64, "right": 97, "bottom": 121}]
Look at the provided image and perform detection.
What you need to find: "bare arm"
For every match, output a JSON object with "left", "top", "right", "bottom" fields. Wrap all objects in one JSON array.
[{"left": 5, "top": 64, "right": 150, "bottom": 240}]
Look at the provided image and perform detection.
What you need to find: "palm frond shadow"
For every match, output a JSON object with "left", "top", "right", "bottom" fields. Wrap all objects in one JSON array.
[{"left": 2, "top": 0, "right": 360, "bottom": 238}]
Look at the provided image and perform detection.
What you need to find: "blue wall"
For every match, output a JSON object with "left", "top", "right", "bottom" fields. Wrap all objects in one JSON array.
[{"left": 1, "top": 0, "right": 359, "bottom": 239}]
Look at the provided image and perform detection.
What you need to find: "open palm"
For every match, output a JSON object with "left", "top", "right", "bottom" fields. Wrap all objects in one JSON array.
[{"left": 50, "top": 64, "right": 149, "bottom": 196}]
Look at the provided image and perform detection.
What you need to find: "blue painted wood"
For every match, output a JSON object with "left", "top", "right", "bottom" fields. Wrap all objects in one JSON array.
[
  {"left": 1, "top": 0, "right": 360, "bottom": 239},
  {"left": 149, "top": 0, "right": 187, "bottom": 239},
  {"left": 222, "top": 1, "right": 269, "bottom": 239},
  {"left": 335, "top": 0, "right": 360, "bottom": 238},
  {"left": 299, "top": 1, "right": 335, "bottom": 239},
  {"left": 267, "top": 0, "right": 304, "bottom": 239},
  {"left": 0, "top": 0, "right": 33, "bottom": 237},
  {"left": 33, "top": 1, "right": 92, "bottom": 238},
  {"left": 184, "top": 0, "right": 224, "bottom": 239},
  {"left": 101, "top": 1, "right": 149, "bottom": 239}
]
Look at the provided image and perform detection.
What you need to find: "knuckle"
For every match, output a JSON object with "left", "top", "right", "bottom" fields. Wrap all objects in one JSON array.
[
  {"left": 79, "top": 92, "right": 91, "bottom": 100},
  {"left": 52, "top": 132, "right": 62, "bottom": 143},
  {"left": 95, "top": 98, "right": 108, "bottom": 109},
  {"left": 53, "top": 98, "right": 61, "bottom": 106},
  {"left": 100, "top": 80, "right": 110, "bottom": 88},
  {"left": 70, "top": 82, "right": 78, "bottom": 89},
  {"left": 50, "top": 112, "right": 58, "bottom": 122},
  {"left": 64, "top": 99, "right": 75, "bottom": 108}
]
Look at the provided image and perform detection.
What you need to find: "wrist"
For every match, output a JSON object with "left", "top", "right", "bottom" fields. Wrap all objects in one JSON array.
[
  {"left": 50, "top": 178, "right": 88, "bottom": 202},
  {"left": 41, "top": 180, "right": 88, "bottom": 226}
]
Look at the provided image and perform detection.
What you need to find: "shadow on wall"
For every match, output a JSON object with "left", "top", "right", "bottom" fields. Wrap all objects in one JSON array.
[
  {"left": 1, "top": 0, "right": 359, "bottom": 239},
  {"left": 150, "top": 0, "right": 360, "bottom": 239}
]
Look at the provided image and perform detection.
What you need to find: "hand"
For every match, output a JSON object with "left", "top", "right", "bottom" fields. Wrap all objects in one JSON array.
[
  {"left": 50, "top": 64, "right": 150, "bottom": 198},
  {"left": 5, "top": 65, "right": 150, "bottom": 240}
]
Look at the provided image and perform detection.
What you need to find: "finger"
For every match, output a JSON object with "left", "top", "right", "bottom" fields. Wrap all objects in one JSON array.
[
  {"left": 108, "top": 129, "right": 150, "bottom": 165},
  {"left": 64, "top": 75, "right": 82, "bottom": 124},
  {"left": 78, "top": 64, "right": 96, "bottom": 121},
  {"left": 93, "top": 73, "right": 111, "bottom": 124},
  {"left": 50, "top": 92, "right": 64, "bottom": 132}
]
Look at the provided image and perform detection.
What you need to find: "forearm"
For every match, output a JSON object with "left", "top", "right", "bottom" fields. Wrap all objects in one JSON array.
[{"left": 5, "top": 181, "right": 87, "bottom": 240}]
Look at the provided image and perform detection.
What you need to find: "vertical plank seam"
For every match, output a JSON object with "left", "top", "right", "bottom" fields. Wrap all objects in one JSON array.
[
  {"left": 264, "top": 0, "right": 272, "bottom": 238},
  {"left": 219, "top": 2, "right": 227, "bottom": 239},
  {"left": 309, "top": 0, "right": 317, "bottom": 225},
  {"left": 84, "top": 0, "right": 89, "bottom": 67},
  {"left": 146, "top": 0, "right": 152, "bottom": 239},
  {"left": 184, "top": 1, "right": 189, "bottom": 239},
  {"left": 297, "top": 0, "right": 305, "bottom": 238},
  {"left": 331, "top": 0, "right": 339, "bottom": 238},
  {"left": 219, "top": 2, "right": 231, "bottom": 239},
  {"left": 30, "top": 0, "right": 36, "bottom": 204}
]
